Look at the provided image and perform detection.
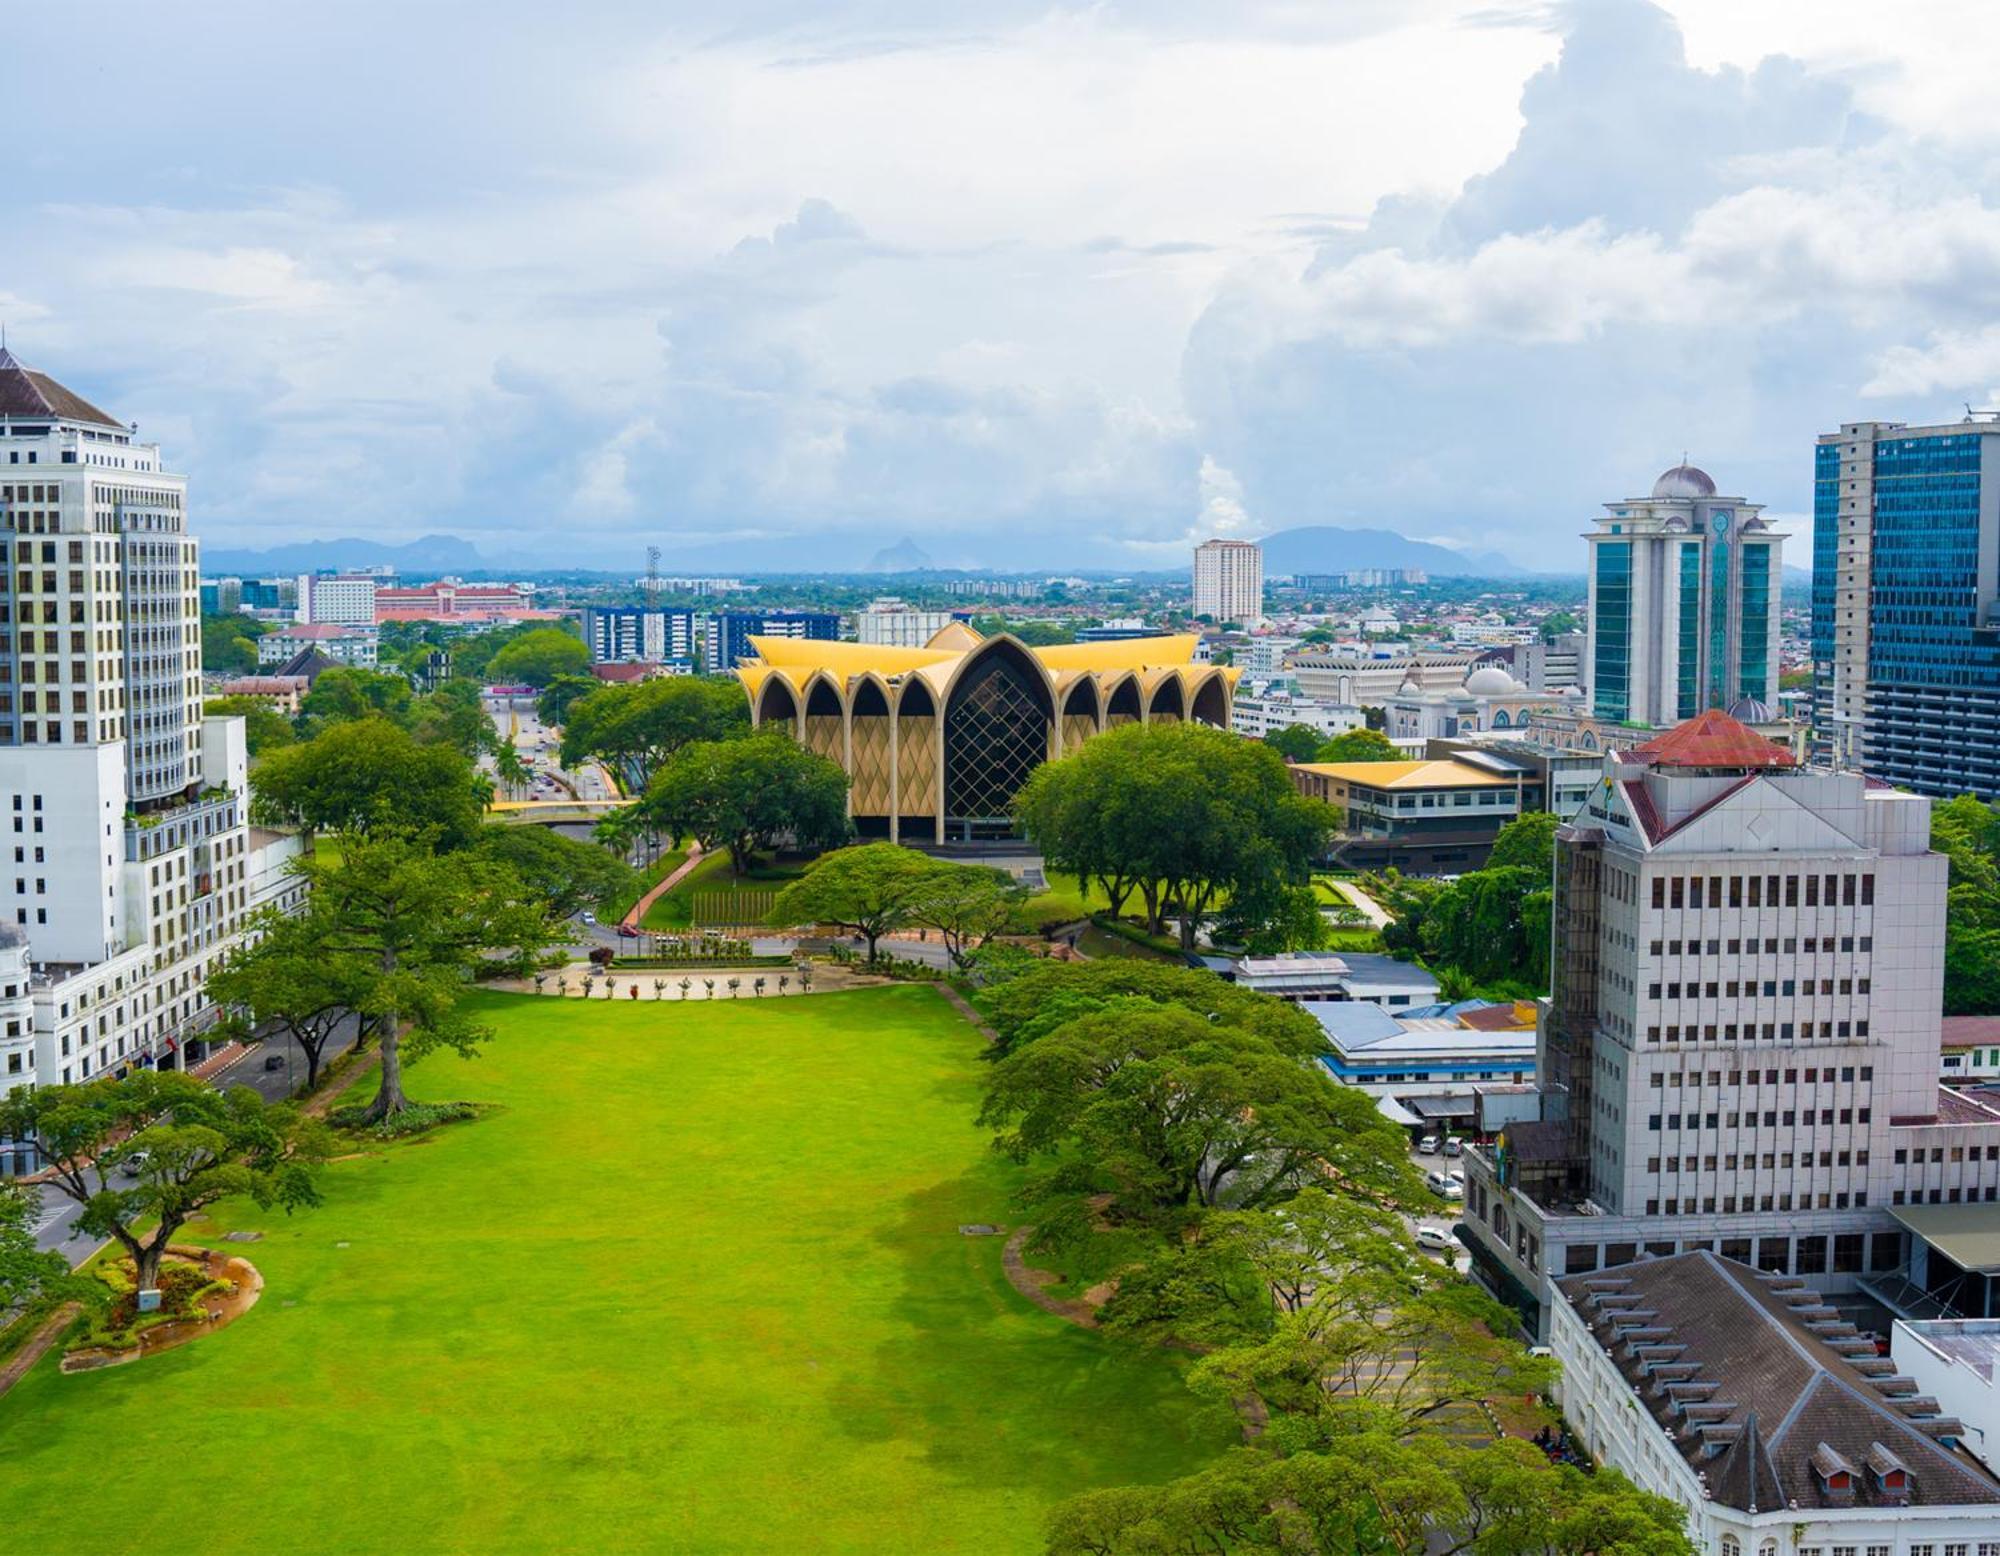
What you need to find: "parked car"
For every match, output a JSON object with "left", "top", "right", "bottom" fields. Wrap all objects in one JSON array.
[
  {"left": 1415, "top": 1224, "right": 1455, "bottom": 1252},
  {"left": 119, "top": 1149, "right": 150, "bottom": 1179},
  {"left": 1425, "top": 1169, "right": 1463, "bottom": 1200},
  {"left": 1441, "top": 1137, "right": 1464, "bottom": 1158},
  {"left": 1415, "top": 1134, "right": 1439, "bottom": 1155}
]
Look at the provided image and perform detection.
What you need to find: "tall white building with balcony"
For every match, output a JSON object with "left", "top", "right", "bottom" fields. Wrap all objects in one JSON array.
[
  {"left": 295, "top": 572, "right": 378, "bottom": 626},
  {"left": 1459, "top": 709, "right": 2000, "bottom": 1339},
  {"left": 0, "top": 349, "right": 299, "bottom": 1159},
  {"left": 1193, "top": 538, "right": 1262, "bottom": 624}
]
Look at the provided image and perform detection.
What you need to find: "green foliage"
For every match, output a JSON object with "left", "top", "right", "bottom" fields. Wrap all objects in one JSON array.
[
  {"left": 1314, "top": 727, "right": 1402, "bottom": 763},
  {"left": 328, "top": 1099, "right": 479, "bottom": 1140},
  {"left": 772, "top": 841, "right": 943, "bottom": 960},
  {"left": 472, "top": 824, "right": 636, "bottom": 922},
  {"left": 200, "top": 612, "right": 269, "bottom": 674},
  {"left": 209, "top": 907, "right": 377, "bottom": 1091},
  {"left": 251, "top": 717, "right": 490, "bottom": 848},
  {"left": 624, "top": 729, "right": 849, "bottom": 873},
  {"left": 903, "top": 861, "right": 1029, "bottom": 968},
  {"left": 0, "top": 1183, "right": 76, "bottom": 1314},
  {"left": 535, "top": 673, "right": 600, "bottom": 728},
  {"left": 970, "top": 615, "right": 1076, "bottom": 646},
  {"left": 560, "top": 676, "right": 748, "bottom": 788},
  {"left": 484, "top": 626, "right": 590, "bottom": 687},
  {"left": 299, "top": 665, "right": 415, "bottom": 727},
  {"left": 1017, "top": 722, "right": 1334, "bottom": 949},
  {"left": 1262, "top": 724, "right": 1325, "bottom": 763},
  {"left": 1934, "top": 794, "right": 2000, "bottom": 1014},
  {"left": 0, "top": 1072, "right": 327, "bottom": 1290},
  {"left": 973, "top": 957, "right": 1328, "bottom": 1060},
  {"left": 1537, "top": 609, "right": 1581, "bottom": 643},
  {"left": 203, "top": 695, "right": 296, "bottom": 757},
  {"left": 1370, "top": 854, "right": 1552, "bottom": 994},
  {"left": 1484, "top": 811, "right": 1558, "bottom": 874}
]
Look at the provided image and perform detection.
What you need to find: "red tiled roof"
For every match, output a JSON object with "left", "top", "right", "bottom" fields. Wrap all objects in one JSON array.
[
  {"left": 1942, "top": 1015, "right": 2000, "bottom": 1048},
  {"left": 0, "top": 347, "right": 123, "bottom": 428},
  {"left": 1634, "top": 711, "right": 1797, "bottom": 770},
  {"left": 590, "top": 662, "right": 656, "bottom": 682},
  {"left": 1633, "top": 710, "right": 1796, "bottom": 770}
]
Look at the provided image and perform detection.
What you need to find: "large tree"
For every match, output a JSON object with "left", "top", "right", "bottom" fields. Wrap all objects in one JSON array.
[
  {"left": 1934, "top": 795, "right": 2000, "bottom": 1015},
  {"left": 1315, "top": 727, "right": 1402, "bottom": 764},
  {"left": 1484, "top": 811, "right": 1558, "bottom": 874},
  {"left": 0, "top": 1073, "right": 326, "bottom": 1291},
  {"left": 251, "top": 717, "right": 491, "bottom": 848},
  {"left": 905, "top": 862, "right": 1029, "bottom": 968},
  {"left": 560, "top": 676, "right": 748, "bottom": 790},
  {"left": 297, "top": 665, "right": 416, "bottom": 728},
  {"left": 772, "top": 841, "right": 943, "bottom": 961},
  {"left": 1017, "top": 722, "right": 1334, "bottom": 948},
  {"left": 1263, "top": 723, "right": 1326, "bottom": 763},
  {"left": 536, "top": 673, "right": 600, "bottom": 729},
  {"left": 0, "top": 1183, "right": 76, "bottom": 1313},
  {"left": 473, "top": 824, "right": 636, "bottom": 922},
  {"left": 485, "top": 626, "right": 590, "bottom": 687},
  {"left": 203, "top": 695, "right": 297, "bottom": 757},
  {"left": 626, "top": 730, "right": 848, "bottom": 874},
  {"left": 301, "top": 834, "right": 556, "bottom": 1120},
  {"left": 200, "top": 613, "right": 268, "bottom": 675},
  {"left": 208, "top": 907, "right": 377, "bottom": 1091}
]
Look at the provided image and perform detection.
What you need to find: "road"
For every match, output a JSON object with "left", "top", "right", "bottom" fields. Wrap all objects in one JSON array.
[{"left": 483, "top": 694, "right": 616, "bottom": 805}]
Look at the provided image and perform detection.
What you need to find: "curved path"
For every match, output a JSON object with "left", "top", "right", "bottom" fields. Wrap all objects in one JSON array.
[
  {"left": 620, "top": 842, "right": 706, "bottom": 933},
  {"left": 1001, "top": 1226, "right": 1102, "bottom": 1328}
]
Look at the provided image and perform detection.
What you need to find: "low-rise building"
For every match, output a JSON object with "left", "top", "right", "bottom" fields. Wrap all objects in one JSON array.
[
  {"left": 1289, "top": 647, "right": 1482, "bottom": 707},
  {"left": 1310, "top": 999, "right": 1537, "bottom": 1098},
  {"left": 1187, "top": 949, "right": 1439, "bottom": 1006},
  {"left": 1896, "top": 1319, "right": 2000, "bottom": 1474},
  {"left": 374, "top": 579, "right": 541, "bottom": 623},
  {"left": 256, "top": 622, "right": 378, "bottom": 668},
  {"left": 1942, "top": 1017, "right": 2000, "bottom": 1086},
  {"left": 211, "top": 675, "right": 309, "bottom": 713},
  {"left": 1553, "top": 1249, "right": 2000, "bottom": 1556},
  {"left": 1229, "top": 683, "right": 1365, "bottom": 742},
  {"left": 1290, "top": 756, "right": 1540, "bottom": 873}
]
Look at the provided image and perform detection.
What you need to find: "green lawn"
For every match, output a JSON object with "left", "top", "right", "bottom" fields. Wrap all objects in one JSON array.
[
  {"left": 0, "top": 988, "right": 1231, "bottom": 1553},
  {"left": 642, "top": 849, "right": 808, "bottom": 930}
]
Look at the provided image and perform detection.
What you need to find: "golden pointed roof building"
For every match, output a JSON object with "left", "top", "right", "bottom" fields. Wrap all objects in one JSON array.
[{"left": 736, "top": 621, "right": 1237, "bottom": 844}]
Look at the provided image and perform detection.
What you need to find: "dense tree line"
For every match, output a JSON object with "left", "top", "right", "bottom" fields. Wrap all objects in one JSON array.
[
  {"left": 1372, "top": 813, "right": 1556, "bottom": 996},
  {"left": 1935, "top": 795, "right": 2000, "bottom": 1015},
  {"left": 964, "top": 958, "right": 1692, "bottom": 1555}
]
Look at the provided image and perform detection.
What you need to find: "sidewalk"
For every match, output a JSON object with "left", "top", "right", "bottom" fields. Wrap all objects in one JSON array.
[
  {"left": 1328, "top": 878, "right": 1393, "bottom": 930},
  {"left": 621, "top": 843, "right": 705, "bottom": 933}
]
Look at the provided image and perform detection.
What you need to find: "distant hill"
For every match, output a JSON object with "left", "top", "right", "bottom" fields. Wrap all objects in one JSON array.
[
  {"left": 203, "top": 533, "right": 487, "bottom": 576},
  {"left": 1256, "top": 526, "right": 1523, "bottom": 579},
  {"left": 868, "top": 537, "right": 933, "bottom": 573}
]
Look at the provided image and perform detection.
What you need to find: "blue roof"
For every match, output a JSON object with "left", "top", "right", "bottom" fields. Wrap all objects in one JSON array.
[
  {"left": 1300, "top": 1000, "right": 1406, "bottom": 1049},
  {"left": 1331, "top": 953, "right": 1439, "bottom": 989}
]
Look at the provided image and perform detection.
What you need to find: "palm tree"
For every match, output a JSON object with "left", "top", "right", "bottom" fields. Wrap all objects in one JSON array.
[
  {"left": 702, "top": 978, "right": 716, "bottom": 999},
  {"left": 653, "top": 978, "right": 667, "bottom": 999},
  {"left": 533, "top": 972, "right": 546, "bottom": 995},
  {"left": 799, "top": 965, "right": 814, "bottom": 993},
  {"left": 580, "top": 976, "right": 595, "bottom": 999},
  {"left": 605, "top": 977, "right": 617, "bottom": 1000}
]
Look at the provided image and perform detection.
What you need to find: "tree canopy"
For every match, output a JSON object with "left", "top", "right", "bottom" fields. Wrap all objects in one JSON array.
[
  {"left": 209, "top": 907, "right": 378, "bottom": 1091},
  {"left": 485, "top": 627, "right": 591, "bottom": 687},
  {"left": 559, "top": 676, "right": 748, "bottom": 789},
  {"left": 200, "top": 612, "right": 269, "bottom": 675},
  {"left": 0, "top": 1073, "right": 326, "bottom": 1291},
  {"left": 1263, "top": 723, "right": 1326, "bottom": 763},
  {"left": 1017, "top": 722, "right": 1334, "bottom": 948},
  {"left": 624, "top": 730, "right": 849, "bottom": 873},
  {"left": 1484, "top": 811, "right": 1558, "bottom": 874},
  {"left": 204, "top": 695, "right": 297, "bottom": 757},
  {"left": 251, "top": 717, "right": 491, "bottom": 848},
  {"left": 472, "top": 824, "right": 636, "bottom": 922},
  {"left": 1315, "top": 727, "right": 1402, "bottom": 763},
  {"left": 772, "top": 841, "right": 940, "bottom": 960},
  {"left": 1934, "top": 794, "right": 2000, "bottom": 1014},
  {"left": 298, "top": 665, "right": 416, "bottom": 728}
]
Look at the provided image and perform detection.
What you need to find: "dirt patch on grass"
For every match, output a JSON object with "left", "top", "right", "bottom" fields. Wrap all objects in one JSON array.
[{"left": 1002, "top": 1226, "right": 1104, "bottom": 1329}]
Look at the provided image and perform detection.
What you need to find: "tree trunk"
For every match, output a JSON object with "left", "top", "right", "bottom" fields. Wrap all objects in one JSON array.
[
  {"left": 134, "top": 1228, "right": 174, "bottom": 1293},
  {"left": 364, "top": 947, "right": 407, "bottom": 1122},
  {"left": 863, "top": 930, "right": 879, "bottom": 963},
  {"left": 302, "top": 1041, "right": 322, "bottom": 1091}
]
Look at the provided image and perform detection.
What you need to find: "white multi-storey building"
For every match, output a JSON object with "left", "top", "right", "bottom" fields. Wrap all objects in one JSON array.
[
  {"left": 1193, "top": 538, "right": 1262, "bottom": 624},
  {"left": 295, "top": 572, "right": 378, "bottom": 627},
  {"left": 0, "top": 349, "right": 303, "bottom": 1161},
  {"left": 257, "top": 622, "right": 378, "bottom": 668},
  {"left": 1228, "top": 683, "right": 1364, "bottom": 742},
  {"left": 1460, "top": 708, "right": 2000, "bottom": 1339},
  {"left": 1585, "top": 464, "right": 1783, "bottom": 727},
  {"left": 855, "top": 598, "right": 962, "bottom": 648}
]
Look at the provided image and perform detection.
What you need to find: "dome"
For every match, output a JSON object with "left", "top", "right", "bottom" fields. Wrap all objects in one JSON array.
[
  {"left": 1726, "top": 696, "right": 1774, "bottom": 724},
  {"left": 1464, "top": 665, "right": 1522, "bottom": 695},
  {"left": 1652, "top": 463, "right": 1717, "bottom": 499}
]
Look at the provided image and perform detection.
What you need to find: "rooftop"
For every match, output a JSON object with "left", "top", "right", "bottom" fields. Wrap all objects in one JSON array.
[
  {"left": 1290, "top": 757, "right": 1514, "bottom": 789},
  {"left": 1560, "top": 1249, "right": 2000, "bottom": 1514},
  {"left": 1629, "top": 710, "right": 1797, "bottom": 772},
  {"left": 1943, "top": 1016, "right": 2000, "bottom": 1049},
  {"left": 0, "top": 346, "right": 124, "bottom": 429}
]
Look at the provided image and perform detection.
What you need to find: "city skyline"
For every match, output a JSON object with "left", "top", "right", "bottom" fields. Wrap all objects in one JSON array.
[{"left": 5, "top": 2, "right": 2000, "bottom": 567}]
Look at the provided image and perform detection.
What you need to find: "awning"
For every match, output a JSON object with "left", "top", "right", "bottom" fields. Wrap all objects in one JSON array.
[
  {"left": 1891, "top": 1203, "right": 2000, "bottom": 1275},
  {"left": 1405, "top": 1095, "right": 1477, "bottom": 1120}
]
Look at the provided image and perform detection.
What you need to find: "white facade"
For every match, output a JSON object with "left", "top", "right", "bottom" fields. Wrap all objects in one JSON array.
[
  {"left": 295, "top": 572, "right": 378, "bottom": 627},
  {"left": 1193, "top": 539, "right": 1262, "bottom": 624},
  {"left": 1236, "top": 637, "right": 1300, "bottom": 678},
  {"left": 257, "top": 623, "right": 379, "bottom": 668},
  {"left": 1289, "top": 648, "right": 1482, "bottom": 707},
  {"left": 1460, "top": 718, "right": 2000, "bottom": 1338},
  {"left": 856, "top": 599, "right": 960, "bottom": 647},
  {"left": 0, "top": 353, "right": 306, "bottom": 1160},
  {"left": 1229, "top": 684, "right": 1364, "bottom": 741}
]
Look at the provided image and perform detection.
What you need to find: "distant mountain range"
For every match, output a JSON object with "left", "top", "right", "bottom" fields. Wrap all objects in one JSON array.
[
  {"left": 867, "top": 538, "right": 933, "bottom": 573},
  {"left": 1255, "top": 525, "right": 1523, "bottom": 578},
  {"left": 203, "top": 533, "right": 488, "bottom": 576}
]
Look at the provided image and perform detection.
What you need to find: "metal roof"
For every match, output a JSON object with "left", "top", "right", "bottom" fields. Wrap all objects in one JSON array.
[{"left": 1891, "top": 1204, "right": 2000, "bottom": 1275}]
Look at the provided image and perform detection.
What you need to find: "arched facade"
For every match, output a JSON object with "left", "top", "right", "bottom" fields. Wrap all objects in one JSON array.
[{"left": 739, "top": 626, "right": 1236, "bottom": 843}]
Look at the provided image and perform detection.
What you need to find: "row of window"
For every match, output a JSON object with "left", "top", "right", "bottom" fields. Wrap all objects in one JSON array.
[
  {"left": 1647, "top": 1019, "right": 1869, "bottom": 1044},
  {"left": 1647, "top": 1107, "right": 1873, "bottom": 1130},
  {"left": 1652, "top": 871, "right": 1874, "bottom": 909},
  {"left": 1653, "top": 934, "right": 1870, "bottom": 957},
  {"left": 1651, "top": 1064, "right": 1874, "bottom": 1088},
  {"left": 1649, "top": 1148, "right": 1867, "bottom": 1172},
  {"left": 1651, "top": 978, "right": 1870, "bottom": 998}
]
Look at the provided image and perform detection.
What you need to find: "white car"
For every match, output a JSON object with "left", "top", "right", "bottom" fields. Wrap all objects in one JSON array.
[
  {"left": 1425, "top": 1169, "right": 1463, "bottom": 1200},
  {"left": 1415, "top": 1224, "right": 1455, "bottom": 1252},
  {"left": 1415, "top": 1134, "right": 1439, "bottom": 1155},
  {"left": 1441, "top": 1137, "right": 1464, "bottom": 1158},
  {"left": 581, "top": 912, "right": 597, "bottom": 926}
]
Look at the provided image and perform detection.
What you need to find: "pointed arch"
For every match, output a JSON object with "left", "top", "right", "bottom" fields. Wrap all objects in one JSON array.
[
  {"left": 798, "top": 671, "right": 847, "bottom": 768},
  {"left": 1146, "top": 671, "right": 1186, "bottom": 724},
  {"left": 847, "top": 674, "right": 894, "bottom": 822},
  {"left": 939, "top": 635, "right": 1055, "bottom": 840},
  {"left": 1101, "top": 671, "right": 1142, "bottom": 730},
  {"left": 1059, "top": 675, "right": 1101, "bottom": 753},
  {"left": 756, "top": 674, "right": 800, "bottom": 730},
  {"left": 895, "top": 677, "right": 940, "bottom": 840},
  {"left": 1188, "top": 668, "right": 1229, "bottom": 728}
]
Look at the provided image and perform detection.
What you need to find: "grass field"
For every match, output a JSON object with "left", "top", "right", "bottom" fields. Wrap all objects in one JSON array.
[
  {"left": 641, "top": 850, "right": 808, "bottom": 930},
  {"left": 0, "top": 987, "right": 1232, "bottom": 1553}
]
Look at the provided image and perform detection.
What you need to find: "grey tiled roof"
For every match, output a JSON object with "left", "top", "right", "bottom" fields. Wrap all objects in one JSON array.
[{"left": 1557, "top": 1249, "right": 2000, "bottom": 1513}]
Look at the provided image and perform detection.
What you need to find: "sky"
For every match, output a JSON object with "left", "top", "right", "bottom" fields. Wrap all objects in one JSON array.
[{"left": 7, "top": 0, "right": 2000, "bottom": 571}]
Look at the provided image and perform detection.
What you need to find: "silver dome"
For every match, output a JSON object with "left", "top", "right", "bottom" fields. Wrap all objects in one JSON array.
[
  {"left": 1726, "top": 696, "right": 1774, "bottom": 724},
  {"left": 1652, "top": 464, "right": 1717, "bottom": 499}
]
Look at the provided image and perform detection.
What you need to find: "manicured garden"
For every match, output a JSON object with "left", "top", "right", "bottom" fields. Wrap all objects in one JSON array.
[{"left": 0, "top": 987, "right": 1234, "bottom": 1552}]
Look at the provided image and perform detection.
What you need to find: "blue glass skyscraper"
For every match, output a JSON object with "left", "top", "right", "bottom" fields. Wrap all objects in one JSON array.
[{"left": 1812, "top": 420, "right": 2000, "bottom": 799}]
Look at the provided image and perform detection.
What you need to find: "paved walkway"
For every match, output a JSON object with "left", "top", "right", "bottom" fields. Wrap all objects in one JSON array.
[
  {"left": 1327, "top": 877, "right": 1393, "bottom": 929},
  {"left": 621, "top": 842, "right": 705, "bottom": 933},
  {"left": 0, "top": 1303, "right": 81, "bottom": 1400}
]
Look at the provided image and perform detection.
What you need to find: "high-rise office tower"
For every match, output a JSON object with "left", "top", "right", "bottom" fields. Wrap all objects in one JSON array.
[
  {"left": 0, "top": 349, "right": 302, "bottom": 1137},
  {"left": 584, "top": 606, "right": 696, "bottom": 665},
  {"left": 1585, "top": 464, "right": 1782, "bottom": 727},
  {"left": 1812, "top": 418, "right": 2000, "bottom": 799},
  {"left": 1458, "top": 709, "right": 2000, "bottom": 1337},
  {"left": 1192, "top": 538, "right": 1262, "bottom": 624}
]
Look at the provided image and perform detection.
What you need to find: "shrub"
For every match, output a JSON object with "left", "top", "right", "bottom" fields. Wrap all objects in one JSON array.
[{"left": 329, "top": 1100, "right": 480, "bottom": 1140}]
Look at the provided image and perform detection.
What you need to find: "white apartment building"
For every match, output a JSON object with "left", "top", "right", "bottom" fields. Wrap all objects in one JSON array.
[
  {"left": 1229, "top": 684, "right": 1363, "bottom": 742},
  {"left": 1552, "top": 1250, "right": 2000, "bottom": 1555},
  {"left": 257, "top": 621, "right": 379, "bottom": 668},
  {"left": 856, "top": 598, "right": 962, "bottom": 647},
  {"left": 1235, "top": 636, "right": 1300, "bottom": 678},
  {"left": 1460, "top": 709, "right": 2000, "bottom": 1340},
  {"left": 0, "top": 349, "right": 306, "bottom": 1165},
  {"left": 1289, "top": 647, "right": 1482, "bottom": 707},
  {"left": 295, "top": 572, "right": 379, "bottom": 627},
  {"left": 1193, "top": 538, "right": 1262, "bottom": 624}
]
